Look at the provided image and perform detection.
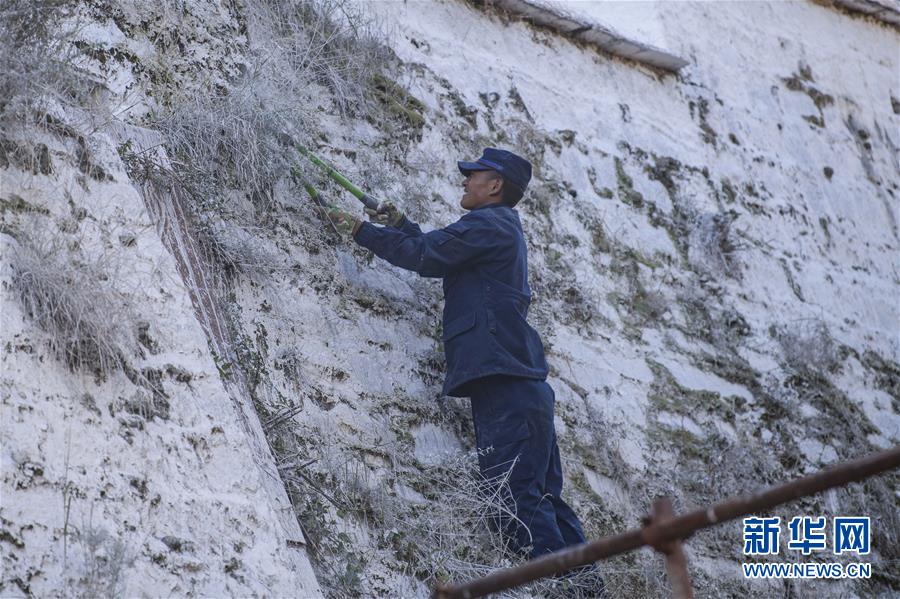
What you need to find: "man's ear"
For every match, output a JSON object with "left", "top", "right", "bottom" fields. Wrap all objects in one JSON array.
[{"left": 489, "top": 177, "right": 503, "bottom": 197}]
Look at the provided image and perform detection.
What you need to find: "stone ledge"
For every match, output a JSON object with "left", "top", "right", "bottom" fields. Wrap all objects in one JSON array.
[
  {"left": 491, "top": 0, "right": 690, "bottom": 73},
  {"left": 816, "top": 0, "right": 900, "bottom": 28}
]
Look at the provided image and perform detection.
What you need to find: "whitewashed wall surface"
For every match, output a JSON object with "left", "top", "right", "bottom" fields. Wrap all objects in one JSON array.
[{"left": 1, "top": 1, "right": 897, "bottom": 597}]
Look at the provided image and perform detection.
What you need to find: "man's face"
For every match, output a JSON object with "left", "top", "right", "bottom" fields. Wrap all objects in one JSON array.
[{"left": 461, "top": 169, "right": 503, "bottom": 210}]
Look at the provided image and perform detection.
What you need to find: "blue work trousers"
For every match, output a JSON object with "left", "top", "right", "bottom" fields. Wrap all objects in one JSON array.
[{"left": 467, "top": 374, "right": 587, "bottom": 558}]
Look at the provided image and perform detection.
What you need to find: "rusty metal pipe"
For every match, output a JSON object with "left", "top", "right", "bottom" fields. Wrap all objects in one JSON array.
[
  {"left": 433, "top": 445, "right": 900, "bottom": 599},
  {"left": 651, "top": 497, "right": 694, "bottom": 599}
]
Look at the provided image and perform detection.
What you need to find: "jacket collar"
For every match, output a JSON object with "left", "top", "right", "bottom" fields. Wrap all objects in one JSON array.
[{"left": 471, "top": 202, "right": 509, "bottom": 212}]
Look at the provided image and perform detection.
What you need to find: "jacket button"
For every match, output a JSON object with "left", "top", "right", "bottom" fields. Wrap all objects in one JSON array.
[
  {"left": 489, "top": 326, "right": 496, "bottom": 334},
  {"left": 486, "top": 284, "right": 492, "bottom": 291}
]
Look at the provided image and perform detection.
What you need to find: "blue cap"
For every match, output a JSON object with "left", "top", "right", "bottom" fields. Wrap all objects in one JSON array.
[{"left": 458, "top": 147, "right": 532, "bottom": 192}]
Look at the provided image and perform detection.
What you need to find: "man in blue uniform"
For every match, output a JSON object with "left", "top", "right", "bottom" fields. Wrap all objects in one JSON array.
[{"left": 327, "top": 148, "right": 603, "bottom": 587}]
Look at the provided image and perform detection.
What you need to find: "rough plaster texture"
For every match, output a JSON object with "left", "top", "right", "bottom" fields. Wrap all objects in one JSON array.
[
  {"left": 0, "top": 2, "right": 322, "bottom": 597},
  {"left": 0, "top": 137, "right": 321, "bottom": 596},
  {"left": 2, "top": 0, "right": 898, "bottom": 598}
]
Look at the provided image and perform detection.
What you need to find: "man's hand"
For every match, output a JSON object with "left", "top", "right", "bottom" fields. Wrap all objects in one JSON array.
[
  {"left": 325, "top": 203, "right": 362, "bottom": 237},
  {"left": 364, "top": 202, "right": 404, "bottom": 228}
]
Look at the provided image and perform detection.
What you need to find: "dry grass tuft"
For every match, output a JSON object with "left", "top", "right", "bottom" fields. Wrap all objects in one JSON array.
[
  {"left": 394, "top": 450, "right": 529, "bottom": 586},
  {"left": 155, "top": 81, "right": 305, "bottom": 210},
  {"left": 11, "top": 224, "right": 138, "bottom": 377},
  {"left": 251, "top": 0, "right": 393, "bottom": 116},
  {"left": 392, "top": 450, "right": 606, "bottom": 598},
  {"left": 0, "top": 0, "right": 92, "bottom": 127},
  {"left": 687, "top": 209, "right": 743, "bottom": 280},
  {"left": 154, "top": 0, "right": 394, "bottom": 214},
  {"left": 194, "top": 214, "right": 291, "bottom": 276},
  {"left": 775, "top": 318, "right": 840, "bottom": 375},
  {"left": 72, "top": 520, "right": 132, "bottom": 597}
]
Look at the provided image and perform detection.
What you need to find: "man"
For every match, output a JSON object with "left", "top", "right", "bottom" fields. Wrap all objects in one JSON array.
[{"left": 327, "top": 148, "right": 603, "bottom": 588}]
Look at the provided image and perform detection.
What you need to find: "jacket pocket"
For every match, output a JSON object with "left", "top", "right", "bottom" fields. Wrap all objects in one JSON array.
[
  {"left": 442, "top": 312, "right": 477, "bottom": 341},
  {"left": 436, "top": 220, "right": 474, "bottom": 245}
]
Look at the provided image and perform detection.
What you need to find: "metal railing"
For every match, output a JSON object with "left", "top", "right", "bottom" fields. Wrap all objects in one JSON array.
[{"left": 432, "top": 445, "right": 900, "bottom": 598}]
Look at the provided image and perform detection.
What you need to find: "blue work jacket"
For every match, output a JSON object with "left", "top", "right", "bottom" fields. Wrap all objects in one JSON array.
[{"left": 353, "top": 202, "right": 549, "bottom": 397}]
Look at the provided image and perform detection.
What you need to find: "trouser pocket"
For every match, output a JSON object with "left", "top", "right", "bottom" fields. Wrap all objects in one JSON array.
[{"left": 476, "top": 417, "right": 533, "bottom": 482}]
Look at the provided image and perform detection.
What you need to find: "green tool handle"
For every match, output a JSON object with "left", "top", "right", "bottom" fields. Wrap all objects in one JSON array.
[
  {"left": 289, "top": 166, "right": 344, "bottom": 236},
  {"left": 296, "top": 146, "right": 380, "bottom": 211},
  {"left": 290, "top": 166, "right": 326, "bottom": 207}
]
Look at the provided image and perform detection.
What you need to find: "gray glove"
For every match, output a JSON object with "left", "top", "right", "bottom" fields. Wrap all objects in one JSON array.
[{"left": 364, "top": 202, "right": 404, "bottom": 228}]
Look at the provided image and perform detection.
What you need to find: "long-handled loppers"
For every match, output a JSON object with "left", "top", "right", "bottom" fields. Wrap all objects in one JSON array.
[
  {"left": 295, "top": 145, "right": 382, "bottom": 211},
  {"left": 279, "top": 130, "right": 384, "bottom": 212}
]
